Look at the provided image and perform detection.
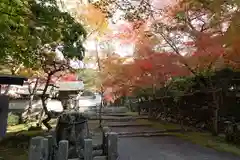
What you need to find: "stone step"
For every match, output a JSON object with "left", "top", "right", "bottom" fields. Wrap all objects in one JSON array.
[
  {"left": 102, "top": 106, "right": 128, "bottom": 113},
  {"left": 118, "top": 132, "right": 175, "bottom": 138},
  {"left": 85, "top": 111, "right": 139, "bottom": 118},
  {"left": 89, "top": 116, "right": 148, "bottom": 121},
  {"left": 109, "top": 126, "right": 159, "bottom": 133},
  {"left": 97, "top": 113, "right": 131, "bottom": 117},
  {"left": 70, "top": 156, "right": 106, "bottom": 160},
  {"left": 116, "top": 129, "right": 183, "bottom": 136},
  {"left": 93, "top": 156, "right": 107, "bottom": 160},
  {"left": 105, "top": 123, "right": 152, "bottom": 128}
]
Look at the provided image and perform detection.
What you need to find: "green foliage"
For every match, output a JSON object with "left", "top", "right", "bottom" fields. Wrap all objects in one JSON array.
[
  {"left": 0, "top": 0, "right": 29, "bottom": 64},
  {"left": 131, "top": 68, "right": 240, "bottom": 100},
  {"left": 7, "top": 113, "right": 20, "bottom": 126},
  {"left": 132, "top": 76, "right": 196, "bottom": 99},
  {"left": 175, "top": 11, "right": 186, "bottom": 22},
  {"left": 0, "top": 0, "right": 87, "bottom": 68},
  {"left": 168, "top": 77, "right": 194, "bottom": 92},
  {"left": 77, "top": 68, "right": 99, "bottom": 90}
]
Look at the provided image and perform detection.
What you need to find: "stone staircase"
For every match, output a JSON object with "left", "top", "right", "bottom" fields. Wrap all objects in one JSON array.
[{"left": 87, "top": 106, "right": 183, "bottom": 137}]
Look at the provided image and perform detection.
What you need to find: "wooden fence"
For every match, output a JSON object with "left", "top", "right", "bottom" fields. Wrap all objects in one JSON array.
[{"left": 28, "top": 132, "right": 118, "bottom": 160}]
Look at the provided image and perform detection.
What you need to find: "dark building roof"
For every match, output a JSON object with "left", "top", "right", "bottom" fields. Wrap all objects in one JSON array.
[{"left": 0, "top": 75, "right": 27, "bottom": 85}]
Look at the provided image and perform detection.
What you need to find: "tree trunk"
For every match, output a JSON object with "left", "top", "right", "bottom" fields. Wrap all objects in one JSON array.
[
  {"left": 212, "top": 108, "right": 219, "bottom": 136},
  {"left": 212, "top": 90, "right": 220, "bottom": 136},
  {"left": 37, "top": 73, "right": 53, "bottom": 130},
  {"left": 41, "top": 96, "right": 52, "bottom": 130},
  {"left": 95, "top": 38, "right": 104, "bottom": 128},
  {"left": 22, "top": 94, "right": 35, "bottom": 122},
  {"left": 99, "top": 98, "right": 104, "bottom": 128},
  {"left": 3, "top": 85, "right": 10, "bottom": 95},
  {"left": 23, "top": 78, "right": 39, "bottom": 122},
  {"left": 176, "top": 101, "right": 185, "bottom": 132},
  {"left": 148, "top": 101, "right": 153, "bottom": 119},
  {"left": 148, "top": 83, "right": 156, "bottom": 119}
]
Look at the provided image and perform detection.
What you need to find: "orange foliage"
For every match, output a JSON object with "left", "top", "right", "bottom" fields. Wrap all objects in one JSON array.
[
  {"left": 102, "top": 18, "right": 191, "bottom": 95},
  {"left": 76, "top": 3, "right": 109, "bottom": 35},
  {"left": 101, "top": 0, "right": 240, "bottom": 96},
  {"left": 169, "top": 0, "right": 240, "bottom": 71},
  {"left": 101, "top": 48, "right": 189, "bottom": 96},
  {"left": 100, "top": 57, "right": 137, "bottom": 96},
  {"left": 184, "top": 32, "right": 225, "bottom": 72},
  {"left": 107, "top": 20, "right": 153, "bottom": 45}
]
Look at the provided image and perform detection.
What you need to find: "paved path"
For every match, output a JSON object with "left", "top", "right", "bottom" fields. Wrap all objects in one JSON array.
[
  {"left": 118, "top": 136, "right": 240, "bottom": 160},
  {"left": 103, "top": 114, "right": 240, "bottom": 160}
]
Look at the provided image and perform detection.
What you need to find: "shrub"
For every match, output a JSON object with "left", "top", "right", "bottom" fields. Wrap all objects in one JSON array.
[{"left": 7, "top": 112, "right": 20, "bottom": 126}]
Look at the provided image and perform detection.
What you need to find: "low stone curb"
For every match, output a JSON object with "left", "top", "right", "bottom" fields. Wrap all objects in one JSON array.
[
  {"left": 89, "top": 116, "right": 148, "bottom": 121},
  {"left": 118, "top": 132, "right": 177, "bottom": 138},
  {"left": 116, "top": 129, "right": 184, "bottom": 136},
  {"left": 105, "top": 123, "right": 153, "bottom": 127},
  {"left": 97, "top": 113, "right": 133, "bottom": 117}
]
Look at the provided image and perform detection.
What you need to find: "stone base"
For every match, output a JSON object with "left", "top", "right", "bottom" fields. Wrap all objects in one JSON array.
[{"left": 101, "top": 106, "right": 128, "bottom": 113}]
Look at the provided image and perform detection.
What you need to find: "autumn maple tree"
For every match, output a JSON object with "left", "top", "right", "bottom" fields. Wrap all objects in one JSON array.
[
  {"left": 90, "top": 0, "right": 240, "bottom": 137},
  {"left": 94, "top": 0, "right": 240, "bottom": 72},
  {"left": 89, "top": 0, "right": 240, "bottom": 95},
  {"left": 170, "top": 0, "right": 240, "bottom": 70},
  {"left": 101, "top": 22, "right": 190, "bottom": 97}
]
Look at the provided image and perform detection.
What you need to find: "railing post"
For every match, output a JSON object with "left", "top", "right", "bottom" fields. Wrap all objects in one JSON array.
[
  {"left": 107, "top": 132, "right": 118, "bottom": 160},
  {"left": 102, "top": 127, "right": 110, "bottom": 155},
  {"left": 57, "top": 140, "right": 69, "bottom": 160},
  {"left": 42, "top": 138, "right": 49, "bottom": 160},
  {"left": 84, "top": 139, "right": 93, "bottom": 160},
  {"left": 46, "top": 135, "right": 54, "bottom": 160},
  {"left": 28, "top": 136, "right": 44, "bottom": 160}
]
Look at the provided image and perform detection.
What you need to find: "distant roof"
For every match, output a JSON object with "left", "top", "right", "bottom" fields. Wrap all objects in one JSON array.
[
  {"left": 0, "top": 75, "right": 27, "bottom": 85},
  {"left": 56, "top": 81, "right": 84, "bottom": 91}
]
